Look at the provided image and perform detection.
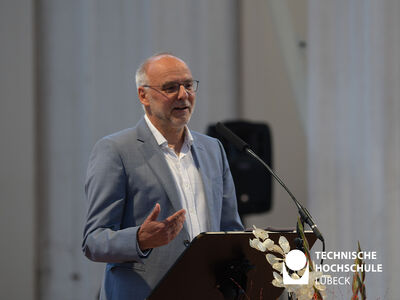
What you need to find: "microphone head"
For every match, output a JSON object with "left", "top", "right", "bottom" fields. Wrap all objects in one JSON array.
[{"left": 215, "top": 122, "right": 249, "bottom": 152}]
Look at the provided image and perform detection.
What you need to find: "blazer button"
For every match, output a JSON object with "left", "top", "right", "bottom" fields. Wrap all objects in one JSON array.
[{"left": 183, "top": 239, "right": 190, "bottom": 247}]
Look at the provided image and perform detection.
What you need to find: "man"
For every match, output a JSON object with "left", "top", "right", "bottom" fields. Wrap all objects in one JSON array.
[{"left": 82, "top": 53, "right": 243, "bottom": 300}]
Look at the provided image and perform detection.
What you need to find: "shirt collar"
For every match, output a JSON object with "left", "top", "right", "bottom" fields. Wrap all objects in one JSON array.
[{"left": 144, "top": 114, "right": 193, "bottom": 149}]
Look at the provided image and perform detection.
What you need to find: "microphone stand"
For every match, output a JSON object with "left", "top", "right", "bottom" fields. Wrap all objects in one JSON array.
[
  {"left": 246, "top": 149, "right": 323, "bottom": 241},
  {"left": 216, "top": 123, "right": 325, "bottom": 264}
]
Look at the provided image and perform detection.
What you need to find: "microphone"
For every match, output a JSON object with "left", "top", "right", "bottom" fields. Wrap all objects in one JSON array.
[
  {"left": 215, "top": 122, "right": 249, "bottom": 151},
  {"left": 215, "top": 122, "right": 324, "bottom": 242}
]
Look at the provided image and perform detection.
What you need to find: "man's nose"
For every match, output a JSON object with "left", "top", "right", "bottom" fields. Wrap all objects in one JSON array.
[{"left": 177, "top": 84, "right": 189, "bottom": 100}]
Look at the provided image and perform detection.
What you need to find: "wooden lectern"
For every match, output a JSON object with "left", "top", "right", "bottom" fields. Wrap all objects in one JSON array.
[{"left": 147, "top": 230, "right": 317, "bottom": 300}]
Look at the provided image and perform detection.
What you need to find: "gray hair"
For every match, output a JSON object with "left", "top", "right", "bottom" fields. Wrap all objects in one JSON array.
[
  {"left": 135, "top": 61, "right": 148, "bottom": 89},
  {"left": 135, "top": 52, "right": 176, "bottom": 89}
]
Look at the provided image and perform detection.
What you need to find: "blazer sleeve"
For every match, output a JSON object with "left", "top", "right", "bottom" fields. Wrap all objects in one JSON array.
[
  {"left": 217, "top": 139, "right": 244, "bottom": 231},
  {"left": 82, "top": 137, "right": 145, "bottom": 263}
]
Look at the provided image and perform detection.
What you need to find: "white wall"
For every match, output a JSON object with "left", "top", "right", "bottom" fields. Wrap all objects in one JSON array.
[
  {"left": 240, "top": 0, "right": 308, "bottom": 230},
  {"left": 0, "top": 1, "right": 36, "bottom": 299}
]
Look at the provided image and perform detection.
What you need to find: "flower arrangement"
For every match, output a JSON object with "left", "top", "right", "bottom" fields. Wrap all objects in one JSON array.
[
  {"left": 249, "top": 219, "right": 326, "bottom": 300},
  {"left": 351, "top": 242, "right": 366, "bottom": 300}
]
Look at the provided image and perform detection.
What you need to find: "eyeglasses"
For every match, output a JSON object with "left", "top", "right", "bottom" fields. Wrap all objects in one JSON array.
[{"left": 142, "top": 80, "right": 199, "bottom": 95}]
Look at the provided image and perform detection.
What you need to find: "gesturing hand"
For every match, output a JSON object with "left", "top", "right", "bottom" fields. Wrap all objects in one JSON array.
[{"left": 137, "top": 203, "right": 186, "bottom": 251}]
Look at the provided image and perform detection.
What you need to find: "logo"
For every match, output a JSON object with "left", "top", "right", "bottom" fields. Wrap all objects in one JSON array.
[{"left": 283, "top": 249, "right": 309, "bottom": 285}]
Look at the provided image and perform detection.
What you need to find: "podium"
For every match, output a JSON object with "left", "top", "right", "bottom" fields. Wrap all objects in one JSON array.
[{"left": 147, "top": 230, "right": 317, "bottom": 300}]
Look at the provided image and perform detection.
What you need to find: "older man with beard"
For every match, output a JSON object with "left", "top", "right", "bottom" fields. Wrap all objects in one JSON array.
[{"left": 82, "top": 53, "right": 243, "bottom": 300}]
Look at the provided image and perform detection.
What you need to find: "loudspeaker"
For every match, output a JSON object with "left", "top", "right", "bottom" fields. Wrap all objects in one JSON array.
[{"left": 207, "top": 120, "right": 273, "bottom": 217}]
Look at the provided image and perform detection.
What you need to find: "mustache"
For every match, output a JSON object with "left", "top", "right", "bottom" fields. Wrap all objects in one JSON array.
[{"left": 173, "top": 102, "right": 191, "bottom": 109}]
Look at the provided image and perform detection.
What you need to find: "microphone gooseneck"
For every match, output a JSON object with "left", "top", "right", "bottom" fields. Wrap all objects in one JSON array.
[{"left": 215, "top": 122, "right": 324, "bottom": 243}]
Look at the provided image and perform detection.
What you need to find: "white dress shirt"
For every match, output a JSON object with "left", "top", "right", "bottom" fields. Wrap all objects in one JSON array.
[{"left": 144, "top": 115, "right": 209, "bottom": 240}]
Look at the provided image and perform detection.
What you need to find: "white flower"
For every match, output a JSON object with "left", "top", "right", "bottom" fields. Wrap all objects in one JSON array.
[
  {"left": 266, "top": 253, "right": 281, "bottom": 265},
  {"left": 270, "top": 244, "right": 285, "bottom": 256},
  {"left": 273, "top": 271, "right": 282, "bottom": 281},
  {"left": 250, "top": 227, "right": 328, "bottom": 299},
  {"left": 272, "top": 262, "right": 283, "bottom": 272},
  {"left": 252, "top": 225, "right": 269, "bottom": 241},
  {"left": 249, "top": 238, "right": 267, "bottom": 252},
  {"left": 263, "top": 238, "right": 275, "bottom": 250},
  {"left": 278, "top": 236, "right": 290, "bottom": 254}
]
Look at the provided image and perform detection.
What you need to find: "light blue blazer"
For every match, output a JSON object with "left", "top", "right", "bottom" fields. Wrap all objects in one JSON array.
[{"left": 82, "top": 118, "right": 243, "bottom": 300}]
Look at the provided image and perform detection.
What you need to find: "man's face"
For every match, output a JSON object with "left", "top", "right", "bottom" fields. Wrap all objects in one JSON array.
[{"left": 138, "top": 55, "right": 196, "bottom": 133}]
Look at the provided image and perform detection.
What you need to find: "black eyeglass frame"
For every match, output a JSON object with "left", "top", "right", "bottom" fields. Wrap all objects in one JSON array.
[{"left": 142, "top": 80, "right": 199, "bottom": 95}]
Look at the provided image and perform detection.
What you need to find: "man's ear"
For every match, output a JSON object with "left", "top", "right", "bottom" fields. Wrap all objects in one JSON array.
[{"left": 138, "top": 87, "right": 149, "bottom": 106}]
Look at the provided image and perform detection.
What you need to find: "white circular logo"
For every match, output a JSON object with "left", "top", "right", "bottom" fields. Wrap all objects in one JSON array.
[{"left": 285, "top": 249, "right": 307, "bottom": 271}]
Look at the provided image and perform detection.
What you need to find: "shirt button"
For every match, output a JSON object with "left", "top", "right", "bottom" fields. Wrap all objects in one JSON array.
[{"left": 183, "top": 239, "right": 190, "bottom": 247}]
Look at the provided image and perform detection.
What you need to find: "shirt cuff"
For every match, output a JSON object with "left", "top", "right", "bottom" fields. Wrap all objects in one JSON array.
[
  {"left": 136, "top": 227, "right": 152, "bottom": 258},
  {"left": 137, "top": 240, "right": 151, "bottom": 257}
]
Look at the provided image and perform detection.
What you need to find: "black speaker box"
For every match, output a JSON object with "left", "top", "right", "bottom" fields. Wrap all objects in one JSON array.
[{"left": 207, "top": 121, "right": 273, "bottom": 217}]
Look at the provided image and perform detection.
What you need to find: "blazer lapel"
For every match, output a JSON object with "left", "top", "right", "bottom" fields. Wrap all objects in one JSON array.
[
  {"left": 191, "top": 139, "right": 218, "bottom": 231},
  {"left": 136, "top": 118, "right": 189, "bottom": 233}
]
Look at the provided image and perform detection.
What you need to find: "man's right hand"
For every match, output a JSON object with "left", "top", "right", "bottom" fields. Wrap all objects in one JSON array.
[{"left": 137, "top": 203, "right": 186, "bottom": 251}]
